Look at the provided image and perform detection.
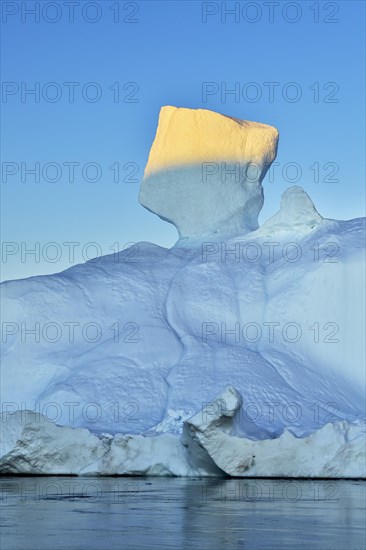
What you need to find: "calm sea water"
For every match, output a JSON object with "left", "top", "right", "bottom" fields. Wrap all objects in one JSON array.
[{"left": 0, "top": 477, "right": 365, "bottom": 550}]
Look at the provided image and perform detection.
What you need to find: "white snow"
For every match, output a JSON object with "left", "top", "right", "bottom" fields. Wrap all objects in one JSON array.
[{"left": 0, "top": 107, "right": 365, "bottom": 478}]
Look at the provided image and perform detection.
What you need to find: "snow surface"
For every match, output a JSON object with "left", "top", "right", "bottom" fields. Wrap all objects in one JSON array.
[{"left": 1, "top": 106, "right": 365, "bottom": 477}]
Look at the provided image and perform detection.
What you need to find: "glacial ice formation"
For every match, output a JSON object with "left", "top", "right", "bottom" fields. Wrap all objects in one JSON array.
[
  {"left": 0, "top": 106, "right": 365, "bottom": 477},
  {"left": 139, "top": 106, "right": 279, "bottom": 239},
  {"left": 183, "top": 387, "right": 366, "bottom": 478},
  {"left": 1, "top": 387, "right": 364, "bottom": 477}
]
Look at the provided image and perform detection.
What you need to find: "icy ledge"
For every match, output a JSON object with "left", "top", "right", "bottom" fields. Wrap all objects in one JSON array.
[{"left": 1, "top": 387, "right": 365, "bottom": 478}]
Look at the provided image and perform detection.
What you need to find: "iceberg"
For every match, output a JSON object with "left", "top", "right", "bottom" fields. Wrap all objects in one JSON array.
[
  {"left": 1, "top": 388, "right": 364, "bottom": 477},
  {"left": 1, "top": 107, "right": 365, "bottom": 477}
]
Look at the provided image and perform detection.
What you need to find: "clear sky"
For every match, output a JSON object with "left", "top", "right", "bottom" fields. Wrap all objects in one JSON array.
[{"left": 1, "top": 0, "right": 365, "bottom": 280}]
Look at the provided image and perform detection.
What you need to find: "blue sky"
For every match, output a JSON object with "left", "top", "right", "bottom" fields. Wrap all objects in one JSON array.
[{"left": 1, "top": 0, "right": 365, "bottom": 280}]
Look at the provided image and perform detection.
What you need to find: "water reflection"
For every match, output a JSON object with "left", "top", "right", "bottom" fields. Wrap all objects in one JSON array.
[{"left": 1, "top": 477, "right": 365, "bottom": 549}]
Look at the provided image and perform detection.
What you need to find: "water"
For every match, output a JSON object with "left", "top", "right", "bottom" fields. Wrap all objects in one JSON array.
[{"left": 1, "top": 477, "right": 365, "bottom": 549}]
